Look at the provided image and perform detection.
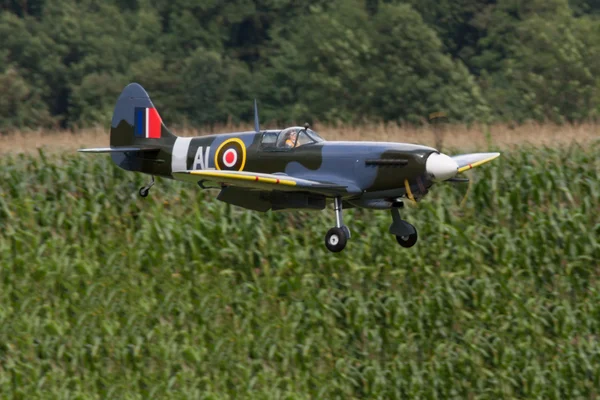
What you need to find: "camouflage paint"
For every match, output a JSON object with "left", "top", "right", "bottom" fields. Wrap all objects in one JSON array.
[{"left": 95, "top": 83, "right": 495, "bottom": 212}]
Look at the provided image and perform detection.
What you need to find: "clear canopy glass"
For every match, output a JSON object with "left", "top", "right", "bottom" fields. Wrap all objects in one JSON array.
[{"left": 274, "top": 127, "right": 324, "bottom": 149}]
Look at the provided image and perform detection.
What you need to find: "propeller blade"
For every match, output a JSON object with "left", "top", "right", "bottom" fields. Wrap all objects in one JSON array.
[
  {"left": 404, "top": 179, "right": 418, "bottom": 207},
  {"left": 446, "top": 177, "right": 470, "bottom": 183},
  {"left": 451, "top": 152, "right": 500, "bottom": 173}
]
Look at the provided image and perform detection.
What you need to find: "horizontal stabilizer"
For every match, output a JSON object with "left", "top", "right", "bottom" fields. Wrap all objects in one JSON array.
[
  {"left": 78, "top": 147, "right": 160, "bottom": 153},
  {"left": 452, "top": 152, "right": 500, "bottom": 173}
]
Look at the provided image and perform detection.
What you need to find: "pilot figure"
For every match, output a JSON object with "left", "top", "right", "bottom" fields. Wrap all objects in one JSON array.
[{"left": 285, "top": 130, "right": 298, "bottom": 148}]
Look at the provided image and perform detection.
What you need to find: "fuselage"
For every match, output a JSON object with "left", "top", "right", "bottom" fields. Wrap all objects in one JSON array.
[{"left": 130, "top": 128, "right": 438, "bottom": 202}]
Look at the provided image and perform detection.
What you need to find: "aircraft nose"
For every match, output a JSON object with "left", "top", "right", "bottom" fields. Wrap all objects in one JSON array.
[{"left": 426, "top": 152, "right": 458, "bottom": 181}]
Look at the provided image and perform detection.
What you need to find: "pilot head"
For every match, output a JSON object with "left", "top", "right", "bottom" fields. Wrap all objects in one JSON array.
[{"left": 286, "top": 129, "right": 298, "bottom": 147}]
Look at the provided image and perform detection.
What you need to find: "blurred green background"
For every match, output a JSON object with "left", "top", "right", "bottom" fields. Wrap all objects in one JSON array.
[{"left": 2, "top": 0, "right": 600, "bottom": 131}]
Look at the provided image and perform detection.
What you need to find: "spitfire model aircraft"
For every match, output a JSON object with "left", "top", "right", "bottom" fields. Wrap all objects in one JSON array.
[{"left": 79, "top": 83, "right": 500, "bottom": 252}]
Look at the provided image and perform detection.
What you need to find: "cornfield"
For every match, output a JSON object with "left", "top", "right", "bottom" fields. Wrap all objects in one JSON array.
[{"left": 0, "top": 141, "right": 599, "bottom": 398}]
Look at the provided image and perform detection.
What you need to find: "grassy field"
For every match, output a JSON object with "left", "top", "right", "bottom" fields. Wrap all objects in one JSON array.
[{"left": 0, "top": 136, "right": 599, "bottom": 398}]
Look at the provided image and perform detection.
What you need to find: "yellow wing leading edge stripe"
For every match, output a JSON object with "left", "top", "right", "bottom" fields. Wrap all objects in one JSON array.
[
  {"left": 457, "top": 153, "right": 501, "bottom": 173},
  {"left": 187, "top": 170, "right": 297, "bottom": 186}
]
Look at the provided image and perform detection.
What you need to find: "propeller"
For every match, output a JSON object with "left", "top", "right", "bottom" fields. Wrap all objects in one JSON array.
[
  {"left": 404, "top": 151, "right": 500, "bottom": 207},
  {"left": 432, "top": 151, "right": 499, "bottom": 207},
  {"left": 425, "top": 151, "right": 500, "bottom": 182}
]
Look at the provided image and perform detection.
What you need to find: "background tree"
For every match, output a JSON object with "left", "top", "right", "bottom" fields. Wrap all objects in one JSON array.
[
  {"left": 476, "top": 0, "right": 600, "bottom": 122},
  {"left": 365, "top": 3, "right": 489, "bottom": 123},
  {"left": 1, "top": 0, "right": 599, "bottom": 130}
]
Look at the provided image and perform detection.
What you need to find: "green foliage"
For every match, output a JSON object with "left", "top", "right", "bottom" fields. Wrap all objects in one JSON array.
[
  {"left": 366, "top": 3, "right": 489, "bottom": 123},
  {"left": 476, "top": 0, "right": 600, "bottom": 122},
  {"left": 0, "top": 143, "right": 599, "bottom": 398},
  {"left": 1, "top": 0, "right": 600, "bottom": 129},
  {"left": 261, "top": 0, "right": 375, "bottom": 123},
  {"left": 258, "top": 1, "right": 489, "bottom": 124},
  {"left": 402, "top": 0, "right": 495, "bottom": 62},
  {"left": 0, "top": 66, "right": 54, "bottom": 130}
]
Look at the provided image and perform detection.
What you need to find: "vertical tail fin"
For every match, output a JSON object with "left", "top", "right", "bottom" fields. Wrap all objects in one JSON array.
[
  {"left": 110, "top": 83, "right": 176, "bottom": 147},
  {"left": 108, "top": 83, "right": 177, "bottom": 174},
  {"left": 78, "top": 83, "right": 179, "bottom": 177}
]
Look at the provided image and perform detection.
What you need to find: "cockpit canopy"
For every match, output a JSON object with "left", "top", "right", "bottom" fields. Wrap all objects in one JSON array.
[{"left": 261, "top": 127, "right": 325, "bottom": 150}]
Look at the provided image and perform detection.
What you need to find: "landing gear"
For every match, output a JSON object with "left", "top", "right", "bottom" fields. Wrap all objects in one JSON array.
[
  {"left": 139, "top": 176, "right": 155, "bottom": 198},
  {"left": 325, "top": 227, "right": 348, "bottom": 252},
  {"left": 324, "top": 197, "right": 350, "bottom": 252},
  {"left": 389, "top": 207, "right": 418, "bottom": 248},
  {"left": 139, "top": 187, "right": 149, "bottom": 197},
  {"left": 395, "top": 230, "right": 418, "bottom": 248}
]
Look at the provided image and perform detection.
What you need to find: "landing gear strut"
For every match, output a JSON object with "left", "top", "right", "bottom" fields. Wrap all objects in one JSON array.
[
  {"left": 139, "top": 176, "right": 155, "bottom": 198},
  {"left": 325, "top": 197, "right": 350, "bottom": 252},
  {"left": 389, "top": 207, "right": 418, "bottom": 248}
]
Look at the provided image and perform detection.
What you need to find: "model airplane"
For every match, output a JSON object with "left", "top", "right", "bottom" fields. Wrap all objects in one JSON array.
[{"left": 79, "top": 83, "right": 500, "bottom": 252}]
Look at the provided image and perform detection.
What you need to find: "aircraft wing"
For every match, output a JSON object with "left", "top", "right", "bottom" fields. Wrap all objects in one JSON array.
[
  {"left": 172, "top": 170, "right": 348, "bottom": 196},
  {"left": 451, "top": 152, "right": 500, "bottom": 173}
]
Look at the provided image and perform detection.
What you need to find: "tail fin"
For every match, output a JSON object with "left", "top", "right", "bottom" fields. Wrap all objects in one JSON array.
[
  {"left": 91, "top": 83, "right": 176, "bottom": 174},
  {"left": 110, "top": 83, "right": 176, "bottom": 147},
  {"left": 78, "top": 83, "right": 178, "bottom": 176}
]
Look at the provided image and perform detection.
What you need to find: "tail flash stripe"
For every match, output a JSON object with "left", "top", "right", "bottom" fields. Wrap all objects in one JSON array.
[
  {"left": 135, "top": 108, "right": 145, "bottom": 137},
  {"left": 134, "top": 107, "right": 161, "bottom": 139},
  {"left": 148, "top": 108, "right": 161, "bottom": 139}
]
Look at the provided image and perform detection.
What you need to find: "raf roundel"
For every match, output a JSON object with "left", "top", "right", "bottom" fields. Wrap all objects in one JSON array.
[
  {"left": 214, "top": 138, "right": 247, "bottom": 171},
  {"left": 223, "top": 148, "right": 237, "bottom": 167}
]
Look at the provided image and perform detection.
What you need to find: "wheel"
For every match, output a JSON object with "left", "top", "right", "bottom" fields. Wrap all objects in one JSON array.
[
  {"left": 325, "top": 227, "right": 348, "bottom": 253},
  {"left": 395, "top": 227, "right": 418, "bottom": 248},
  {"left": 139, "top": 187, "right": 149, "bottom": 198}
]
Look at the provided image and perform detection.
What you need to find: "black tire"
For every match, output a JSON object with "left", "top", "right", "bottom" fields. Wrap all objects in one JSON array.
[
  {"left": 139, "top": 187, "right": 149, "bottom": 198},
  {"left": 325, "top": 227, "right": 348, "bottom": 253},
  {"left": 395, "top": 229, "right": 418, "bottom": 248}
]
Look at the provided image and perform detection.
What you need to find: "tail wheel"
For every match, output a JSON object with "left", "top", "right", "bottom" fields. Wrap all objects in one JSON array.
[
  {"left": 395, "top": 229, "right": 418, "bottom": 248},
  {"left": 325, "top": 227, "right": 348, "bottom": 253},
  {"left": 139, "top": 187, "right": 149, "bottom": 198}
]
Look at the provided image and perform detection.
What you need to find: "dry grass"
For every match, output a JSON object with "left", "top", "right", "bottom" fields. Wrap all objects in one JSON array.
[{"left": 1, "top": 122, "right": 598, "bottom": 154}]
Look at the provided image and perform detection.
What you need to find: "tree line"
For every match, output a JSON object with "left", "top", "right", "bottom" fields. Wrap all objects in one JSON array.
[{"left": 1, "top": 0, "right": 600, "bottom": 131}]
